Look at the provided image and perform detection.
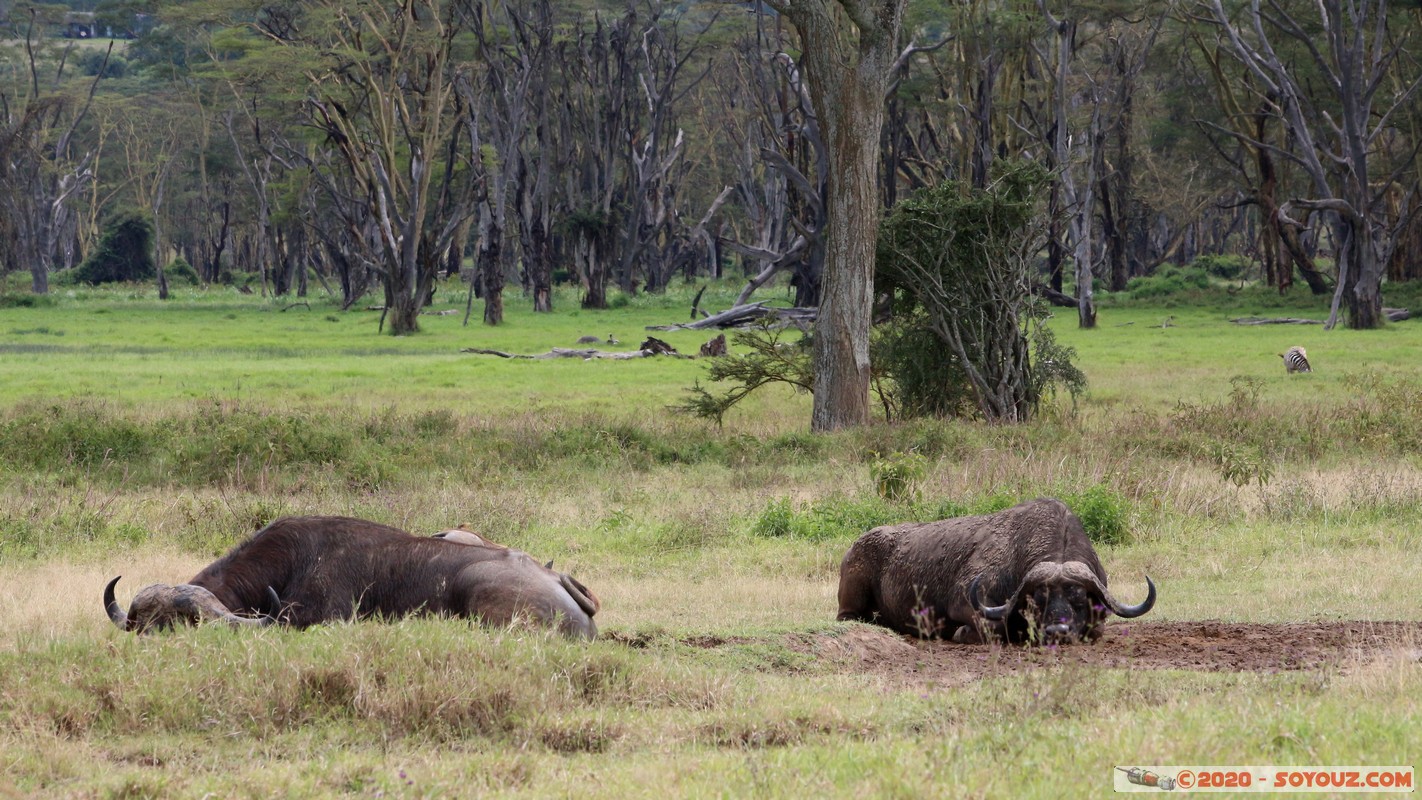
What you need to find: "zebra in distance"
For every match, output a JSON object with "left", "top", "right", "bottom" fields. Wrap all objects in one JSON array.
[{"left": 1279, "top": 346, "right": 1311, "bottom": 374}]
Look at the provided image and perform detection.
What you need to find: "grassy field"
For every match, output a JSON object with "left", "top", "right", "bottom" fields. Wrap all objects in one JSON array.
[{"left": 0, "top": 275, "right": 1419, "bottom": 798}]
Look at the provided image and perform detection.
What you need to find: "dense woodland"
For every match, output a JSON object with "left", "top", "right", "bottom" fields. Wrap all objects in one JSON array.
[{"left": 1, "top": 0, "right": 1420, "bottom": 334}]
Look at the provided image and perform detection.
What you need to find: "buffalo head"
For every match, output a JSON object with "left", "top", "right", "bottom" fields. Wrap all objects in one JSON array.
[
  {"left": 104, "top": 576, "right": 279, "bottom": 633},
  {"left": 969, "top": 562, "right": 1155, "bottom": 644}
]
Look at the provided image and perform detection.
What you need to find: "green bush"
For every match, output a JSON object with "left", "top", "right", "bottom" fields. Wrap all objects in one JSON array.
[
  {"left": 871, "top": 315, "right": 976, "bottom": 420},
  {"left": 1125, "top": 265, "right": 1212, "bottom": 300},
  {"left": 875, "top": 159, "right": 1077, "bottom": 422},
  {"left": 750, "top": 496, "right": 904, "bottom": 541},
  {"left": 1192, "top": 254, "right": 1249, "bottom": 280},
  {"left": 869, "top": 451, "right": 928, "bottom": 503},
  {"left": 73, "top": 209, "right": 156, "bottom": 285},
  {"left": 78, "top": 50, "right": 127, "bottom": 78},
  {"left": 1058, "top": 485, "right": 1133, "bottom": 546},
  {"left": 165, "top": 256, "right": 201, "bottom": 286},
  {"left": 0, "top": 293, "right": 58, "bottom": 308}
]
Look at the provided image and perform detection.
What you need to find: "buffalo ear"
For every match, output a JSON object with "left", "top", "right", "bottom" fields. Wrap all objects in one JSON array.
[{"left": 545, "top": 560, "right": 554, "bottom": 570}]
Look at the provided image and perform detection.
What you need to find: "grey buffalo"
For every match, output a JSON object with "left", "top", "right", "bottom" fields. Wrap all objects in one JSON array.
[
  {"left": 836, "top": 498, "right": 1155, "bottom": 644},
  {"left": 105, "top": 515, "right": 600, "bottom": 639}
]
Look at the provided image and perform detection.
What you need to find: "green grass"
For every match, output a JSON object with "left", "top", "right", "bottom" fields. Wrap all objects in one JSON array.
[
  {"left": 0, "top": 622, "right": 1416, "bottom": 798},
  {"left": 0, "top": 279, "right": 749, "bottom": 417},
  {"left": 0, "top": 276, "right": 1420, "bottom": 797}
]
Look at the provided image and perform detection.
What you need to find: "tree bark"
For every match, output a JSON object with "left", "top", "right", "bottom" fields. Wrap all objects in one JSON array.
[{"left": 769, "top": 0, "right": 907, "bottom": 432}]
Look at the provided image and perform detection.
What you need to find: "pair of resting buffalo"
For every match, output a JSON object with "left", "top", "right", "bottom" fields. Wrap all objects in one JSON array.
[
  {"left": 104, "top": 516, "right": 600, "bottom": 639},
  {"left": 837, "top": 498, "right": 1156, "bottom": 644},
  {"left": 107, "top": 498, "right": 1152, "bottom": 647}
]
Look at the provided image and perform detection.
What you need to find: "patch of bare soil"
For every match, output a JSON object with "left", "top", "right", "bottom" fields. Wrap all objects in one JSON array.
[{"left": 785, "top": 621, "right": 1422, "bottom": 688}]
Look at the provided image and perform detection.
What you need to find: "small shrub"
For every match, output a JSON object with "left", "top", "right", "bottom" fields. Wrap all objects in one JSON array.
[
  {"left": 1059, "top": 485, "right": 1133, "bottom": 546},
  {"left": 750, "top": 498, "right": 796, "bottom": 539},
  {"left": 73, "top": 209, "right": 156, "bottom": 285},
  {"left": 1192, "top": 254, "right": 1249, "bottom": 280},
  {"left": 164, "top": 257, "right": 200, "bottom": 286},
  {"left": 750, "top": 496, "right": 903, "bottom": 541},
  {"left": 1208, "top": 442, "right": 1274, "bottom": 488},
  {"left": 1125, "top": 265, "right": 1211, "bottom": 300},
  {"left": 869, "top": 451, "right": 928, "bottom": 503},
  {"left": 673, "top": 321, "right": 812, "bottom": 426},
  {"left": 0, "top": 293, "right": 58, "bottom": 308},
  {"left": 1340, "top": 371, "right": 1422, "bottom": 452}
]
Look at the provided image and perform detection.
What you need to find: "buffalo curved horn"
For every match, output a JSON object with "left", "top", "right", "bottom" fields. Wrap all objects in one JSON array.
[
  {"left": 104, "top": 575, "right": 129, "bottom": 630},
  {"left": 969, "top": 576, "right": 1010, "bottom": 621},
  {"left": 260, "top": 586, "right": 282, "bottom": 623},
  {"left": 1102, "top": 575, "right": 1156, "bottom": 618},
  {"left": 218, "top": 586, "right": 280, "bottom": 627}
]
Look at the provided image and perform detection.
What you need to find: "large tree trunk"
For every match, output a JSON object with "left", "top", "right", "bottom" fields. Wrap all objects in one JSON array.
[
  {"left": 772, "top": 0, "right": 907, "bottom": 432},
  {"left": 813, "top": 99, "right": 880, "bottom": 431},
  {"left": 478, "top": 213, "right": 505, "bottom": 326},
  {"left": 1334, "top": 215, "right": 1384, "bottom": 328}
]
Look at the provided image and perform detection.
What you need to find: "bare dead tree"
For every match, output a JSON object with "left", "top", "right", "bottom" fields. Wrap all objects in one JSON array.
[
  {"left": 555, "top": 8, "right": 637, "bottom": 309},
  {"left": 616, "top": 4, "right": 711, "bottom": 294},
  {"left": 0, "top": 16, "right": 107, "bottom": 293},
  {"left": 1205, "top": 0, "right": 1422, "bottom": 329},
  {"left": 1036, "top": 0, "right": 1098, "bottom": 329},
  {"left": 719, "top": 45, "right": 827, "bottom": 309},
  {"left": 460, "top": 0, "right": 547, "bottom": 325},
  {"left": 505, "top": 0, "right": 557, "bottom": 313}
]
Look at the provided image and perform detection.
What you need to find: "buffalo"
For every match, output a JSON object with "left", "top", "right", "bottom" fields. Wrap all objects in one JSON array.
[
  {"left": 836, "top": 498, "right": 1155, "bottom": 644},
  {"left": 105, "top": 515, "right": 600, "bottom": 639}
]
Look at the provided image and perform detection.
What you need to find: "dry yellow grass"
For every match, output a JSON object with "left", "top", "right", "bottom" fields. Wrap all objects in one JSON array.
[{"left": 0, "top": 552, "right": 205, "bottom": 641}]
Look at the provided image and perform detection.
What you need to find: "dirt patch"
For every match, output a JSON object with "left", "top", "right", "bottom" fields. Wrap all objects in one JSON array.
[{"left": 785, "top": 621, "right": 1422, "bottom": 688}]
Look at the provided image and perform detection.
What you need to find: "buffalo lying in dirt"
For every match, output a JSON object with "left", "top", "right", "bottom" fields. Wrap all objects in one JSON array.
[
  {"left": 836, "top": 498, "right": 1155, "bottom": 644},
  {"left": 105, "top": 516, "right": 600, "bottom": 639}
]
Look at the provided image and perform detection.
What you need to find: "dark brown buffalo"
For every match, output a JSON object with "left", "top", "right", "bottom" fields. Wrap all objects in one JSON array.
[
  {"left": 836, "top": 498, "right": 1155, "bottom": 644},
  {"left": 105, "top": 516, "right": 600, "bottom": 639}
]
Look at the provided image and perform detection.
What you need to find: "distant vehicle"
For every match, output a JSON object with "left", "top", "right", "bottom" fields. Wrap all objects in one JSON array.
[{"left": 63, "top": 12, "right": 97, "bottom": 39}]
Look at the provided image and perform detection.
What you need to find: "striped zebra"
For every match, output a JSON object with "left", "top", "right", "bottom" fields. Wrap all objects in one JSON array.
[{"left": 1279, "top": 345, "right": 1311, "bottom": 374}]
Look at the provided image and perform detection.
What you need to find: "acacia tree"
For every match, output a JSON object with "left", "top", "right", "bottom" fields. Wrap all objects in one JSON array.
[
  {"left": 0, "top": 13, "right": 107, "bottom": 292},
  {"left": 718, "top": 44, "right": 827, "bottom": 309},
  {"left": 203, "top": 0, "right": 480, "bottom": 333},
  {"left": 763, "top": 0, "right": 908, "bottom": 432},
  {"left": 1206, "top": 0, "right": 1420, "bottom": 329},
  {"left": 306, "top": 0, "right": 480, "bottom": 334},
  {"left": 1037, "top": 1, "right": 1098, "bottom": 329},
  {"left": 504, "top": 0, "right": 557, "bottom": 313}
]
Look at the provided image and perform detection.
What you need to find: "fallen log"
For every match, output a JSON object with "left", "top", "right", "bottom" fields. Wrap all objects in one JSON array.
[
  {"left": 647, "top": 302, "right": 817, "bottom": 331},
  {"left": 461, "top": 346, "right": 693, "bottom": 360},
  {"left": 1031, "top": 282, "right": 1079, "bottom": 308},
  {"left": 1232, "top": 308, "right": 1408, "bottom": 326},
  {"left": 1231, "top": 316, "right": 1324, "bottom": 325}
]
